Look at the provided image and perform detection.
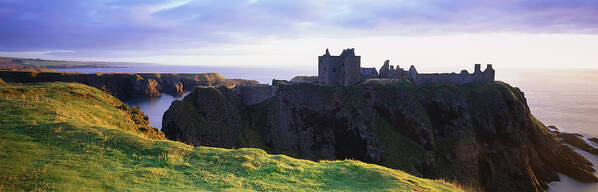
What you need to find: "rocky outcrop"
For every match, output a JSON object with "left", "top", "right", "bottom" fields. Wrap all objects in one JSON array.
[
  {"left": 233, "top": 85, "right": 277, "bottom": 105},
  {"left": 162, "top": 80, "right": 598, "bottom": 192},
  {"left": 138, "top": 78, "right": 161, "bottom": 97},
  {"left": 552, "top": 128, "right": 598, "bottom": 155},
  {"left": 116, "top": 104, "right": 166, "bottom": 140},
  {"left": 162, "top": 87, "right": 245, "bottom": 147},
  {"left": 0, "top": 71, "right": 258, "bottom": 99}
]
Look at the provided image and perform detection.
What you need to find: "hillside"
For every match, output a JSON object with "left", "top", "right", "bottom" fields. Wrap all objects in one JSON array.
[
  {"left": 0, "top": 82, "right": 460, "bottom": 191},
  {"left": 0, "top": 56, "right": 133, "bottom": 69},
  {"left": 0, "top": 71, "right": 259, "bottom": 99},
  {"left": 163, "top": 79, "right": 598, "bottom": 191}
]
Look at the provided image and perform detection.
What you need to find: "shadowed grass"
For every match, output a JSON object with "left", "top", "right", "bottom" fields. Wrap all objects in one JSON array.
[{"left": 0, "top": 82, "right": 462, "bottom": 191}]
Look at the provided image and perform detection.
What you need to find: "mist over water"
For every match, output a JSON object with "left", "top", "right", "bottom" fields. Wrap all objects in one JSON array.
[
  {"left": 57, "top": 66, "right": 598, "bottom": 191},
  {"left": 499, "top": 69, "right": 598, "bottom": 192},
  {"left": 499, "top": 69, "right": 598, "bottom": 138}
]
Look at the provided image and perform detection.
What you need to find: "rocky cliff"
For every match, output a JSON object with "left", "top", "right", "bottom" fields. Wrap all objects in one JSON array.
[
  {"left": 162, "top": 79, "right": 597, "bottom": 192},
  {"left": 0, "top": 71, "right": 258, "bottom": 99}
]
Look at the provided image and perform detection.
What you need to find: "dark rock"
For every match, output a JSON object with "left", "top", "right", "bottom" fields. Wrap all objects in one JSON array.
[
  {"left": 162, "top": 87, "right": 245, "bottom": 147},
  {"left": 174, "top": 82, "right": 184, "bottom": 96},
  {"left": 556, "top": 131, "right": 598, "bottom": 155},
  {"left": 140, "top": 78, "right": 161, "bottom": 97},
  {"left": 163, "top": 80, "right": 598, "bottom": 192},
  {"left": 117, "top": 104, "right": 165, "bottom": 140}
]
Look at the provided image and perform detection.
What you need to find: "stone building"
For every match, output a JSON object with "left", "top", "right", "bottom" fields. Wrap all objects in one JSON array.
[
  {"left": 231, "top": 48, "right": 496, "bottom": 106},
  {"left": 317, "top": 48, "right": 495, "bottom": 86},
  {"left": 318, "top": 48, "right": 361, "bottom": 86}
]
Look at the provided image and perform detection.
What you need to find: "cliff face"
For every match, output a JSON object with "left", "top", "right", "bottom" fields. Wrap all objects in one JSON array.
[
  {"left": 0, "top": 71, "right": 258, "bottom": 99},
  {"left": 162, "top": 87, "right": 246, "bottom": 148},
  {"left": 162, "top": 80, "right": 597, "bottom": 192}
]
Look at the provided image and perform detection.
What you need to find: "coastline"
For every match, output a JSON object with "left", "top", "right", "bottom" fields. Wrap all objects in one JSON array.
[{"left": 11, "top": 66, "right": 598, "bottom": 191}]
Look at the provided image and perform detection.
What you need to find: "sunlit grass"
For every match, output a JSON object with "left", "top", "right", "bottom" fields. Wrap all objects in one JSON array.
[{"left": 0, "top": 82, "right": 462, "bottom": 191}]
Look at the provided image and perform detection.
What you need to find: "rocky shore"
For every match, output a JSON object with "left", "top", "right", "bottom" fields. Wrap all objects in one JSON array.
[{"left": 550, "top": 126, "right": 598, "bottom": 155}]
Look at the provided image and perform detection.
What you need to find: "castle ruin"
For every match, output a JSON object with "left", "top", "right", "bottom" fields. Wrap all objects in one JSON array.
[
  {"left": 233, "top": 48, "right": 496, "bottom": 106},
  {"left": 318, "top": 48, "right": 361, "bottom": 86},
  {"left": 318, "top": 48, "right": 495, "bottom": 86}
]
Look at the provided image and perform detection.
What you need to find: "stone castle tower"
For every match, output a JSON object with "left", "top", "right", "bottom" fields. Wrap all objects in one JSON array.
[{"left": 318, "top": 48, "right": 361, "bottom": 86}]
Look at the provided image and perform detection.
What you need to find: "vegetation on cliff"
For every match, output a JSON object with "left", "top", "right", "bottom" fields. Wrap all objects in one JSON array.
[
  {"left": 0, "top": 82, "right": 460, "bottom": 191},
  {"left": 163, "top": 79, "right": 598, "bottom": 192}
]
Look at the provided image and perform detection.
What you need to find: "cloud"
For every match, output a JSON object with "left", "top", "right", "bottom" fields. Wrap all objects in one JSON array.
[{"left": 1, "top": 0, "right": 597, "bottom": 57}]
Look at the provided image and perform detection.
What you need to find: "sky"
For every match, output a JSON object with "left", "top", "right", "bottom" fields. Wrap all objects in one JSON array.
[{"left": 1, "top": 0, "right": 598, "bottom": 72}]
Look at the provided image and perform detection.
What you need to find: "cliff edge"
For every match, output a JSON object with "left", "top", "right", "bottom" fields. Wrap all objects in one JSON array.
[
  {"left": 163, "top": 79, "right": 597, "bottom": 191},
  {"left": 0, "top": 71, "right": 259, "bottom": 99}
]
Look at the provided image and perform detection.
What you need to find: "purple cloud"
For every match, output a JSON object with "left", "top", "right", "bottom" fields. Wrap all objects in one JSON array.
[{"left": 0, "top": 0, "right": 597, "bottom": 57}]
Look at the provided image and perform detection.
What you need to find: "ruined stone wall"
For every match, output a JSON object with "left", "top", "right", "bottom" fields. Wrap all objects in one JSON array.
[
  {"left": 318, "top": 56, "right": 342, "bottom": 86},
  {"left": 411, "top": 64, "right": 495, "bottom": 85},
  {"left": 342, "top": 56, "right": 361, "bottom": 86},
  {"left": 233, "top": 85, "right": 277, "bottom": 105},
  {"left": 328, "top": 57, "right": 342, "bottom": 85},
  {"left": 360, "top": 67, "right": 378, "bottom": 79},
  {"left": 414, "top": 73, "right": 476, "bottom": 85},
  {"left": 318, "top": 57, "right": 327, "bottom": 85},
  {"left": 359, "top": 63, "right": 495, "bottom": 86},
  {"left": 320, "top": 49, "right": 496, "bottom": 86}
]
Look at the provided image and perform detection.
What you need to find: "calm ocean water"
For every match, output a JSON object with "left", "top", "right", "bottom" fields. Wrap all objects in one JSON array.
[
  {"left": 498, "top": 69, "right": 598, "bottom": 191},
  {"left": 57, "top": 66, "right": 598, "bottom": 191}
]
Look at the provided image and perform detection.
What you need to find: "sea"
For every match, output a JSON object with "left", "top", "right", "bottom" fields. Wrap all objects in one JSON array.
[{"left": 57, "top": 66, "right": 598, "bottom": 191}]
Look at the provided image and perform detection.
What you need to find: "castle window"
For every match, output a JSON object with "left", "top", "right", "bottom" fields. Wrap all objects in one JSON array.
[{"left": 333, "top": 68, "right": 336, "bottom": 72}]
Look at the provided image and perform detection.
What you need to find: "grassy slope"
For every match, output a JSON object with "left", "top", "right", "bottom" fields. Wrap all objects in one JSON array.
[{"left": 0, "top": 82, "right": 461, "bottom": 191}]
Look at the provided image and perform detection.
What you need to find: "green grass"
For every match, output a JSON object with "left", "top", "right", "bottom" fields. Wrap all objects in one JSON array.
[
  {"left": 372, "top": 116, "right": 425, "bottom": 175},
  {"left": 0, "top": 82, "right": 461, "bottom": 191},
  {"left": 290, "top": 76, "right": 318, "bottom": 82}
]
